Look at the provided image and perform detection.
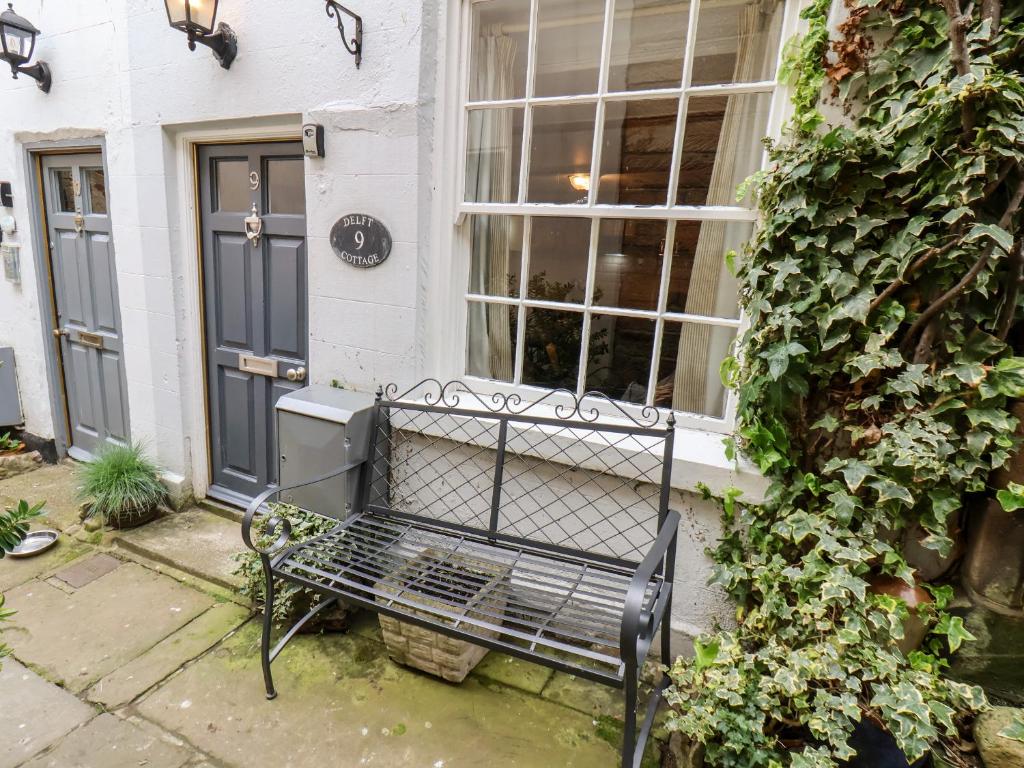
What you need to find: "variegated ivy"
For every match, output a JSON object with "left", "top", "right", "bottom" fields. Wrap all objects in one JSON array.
[{"left": 665, "top": 0, "right": 1024, "bottom": 765}]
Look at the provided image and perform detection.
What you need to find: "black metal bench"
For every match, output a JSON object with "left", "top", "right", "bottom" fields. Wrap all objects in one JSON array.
[{"left": 242, "top": 380, "right": 679, "bottom": 767}]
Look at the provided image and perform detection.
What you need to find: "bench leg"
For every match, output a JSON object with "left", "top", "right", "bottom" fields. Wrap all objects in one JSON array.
[
  {"left": 622, "top": 665, "right": 639, "bottom": 768},
  {"left": 260, "top": 555, "right": 278, "bottom": 700}
]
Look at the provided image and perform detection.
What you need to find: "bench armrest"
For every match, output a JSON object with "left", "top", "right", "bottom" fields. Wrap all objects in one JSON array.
[
  {"left": 241, "top": 458, "right": 367, "bottom": 557},
  {"left": 620, "top": 509, "right": 680, "bottom": 670}
]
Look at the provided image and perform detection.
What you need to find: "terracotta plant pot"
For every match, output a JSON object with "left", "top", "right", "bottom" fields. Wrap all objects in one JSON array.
[{"left": 868, "top": 575, "right": 933, "bottom": 655}]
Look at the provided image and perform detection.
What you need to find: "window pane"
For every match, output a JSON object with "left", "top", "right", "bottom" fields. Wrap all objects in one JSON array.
[
  {"left": 656, "top": 322, "right": 735, "bottom": 416},
  {"left": 535, "top": 0, "right": 605, "bottom": 97},
  {"left": 667, "top": 219, "right": 751, "bottom": 317},
  {"left": 53, "top": 169, "right": 75, "bottom": 213},
  {"left": 467, "top": 300, "right": 518, "bottom": 382},
  {"left": 215, "top": 159, "right": 250, "bottom": 212},
  {"left": 527, "top": 103, "right": 597, "bottom": 203},
  {"left": 607, "top": 0, "right": 689, "bottom": 92},
  {"left": 586, "top": 315, "right": 656, "bottom": 403},
  {"left": 597, "top": 98, "right": 677, "bottom": 205},
  {"left": 523, "top": 307, "right": 583, "bottom": 390},
  {"left": 466, "top": 107, "right": 525, "bottom": 204},
  {"left": 267, "top": 158, "right": 305, "bottom": 215},
  {"left": 528, "top": 217, "right": 590, "bottom": 303},
  {"left": 691, "top": 0, "right": 785, "bottom": 86},
  {"left": 469, "top": 215, "right": 525, "bottom": 298},
  {"left": 675, "top": 92, "right": 771, "bottom": 207},
  {"left": 470, "top": 0, "right": 529, "bottom": 101},
  {"left": 594, "top": 219, "right": 667, "bottom": 310},
  {"left": 84, "top": 169, "right": 107, "bottom": 215}
]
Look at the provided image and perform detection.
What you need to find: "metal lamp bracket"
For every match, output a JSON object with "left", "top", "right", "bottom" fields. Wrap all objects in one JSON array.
[{"left": 325, "top": 0, "right": 362, "bottom": 68}]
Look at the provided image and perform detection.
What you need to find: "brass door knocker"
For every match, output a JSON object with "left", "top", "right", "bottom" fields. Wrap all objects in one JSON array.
[{"left": 244, "top": 203, "right": 263, "bottom": 248}]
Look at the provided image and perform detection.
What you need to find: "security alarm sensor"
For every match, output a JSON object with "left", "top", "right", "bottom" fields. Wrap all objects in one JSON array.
[
  {"left": 0, "top": 182, "right": 11, "bottom": 208},
  {"left": 303, "top": 123, "right": 325, "bottom": 158}
]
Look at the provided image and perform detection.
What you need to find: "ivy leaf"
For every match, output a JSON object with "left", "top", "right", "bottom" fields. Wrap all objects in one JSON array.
[
  {"left": 998, "top": 717, "right": 1024, "bottom": 743},
  {"left": 934, "top": 615, "right": 975, "bottom": 653},
  {"left": 965, "top": 222, "right": 1014, "bottom": 253},
  {"left": 997, "top": 482, "right": 1024, "bottom": 512},
  {"left": 837, "top": 460, "right": 874, "bottom": 492},
  {"left": 867, "top": 478, "right": 914, "bottom": 507},
  {"left": 764, "top": 342, "right": 809, "bottom": 380},
  {"left": 693, "top": 638, "right": 720, "bottom": 671}
]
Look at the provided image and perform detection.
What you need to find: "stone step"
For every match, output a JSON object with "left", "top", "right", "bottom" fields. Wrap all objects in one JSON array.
[
  {"left": 195, "top": 496, "right": 244, "bottom": 524},
  {"left": 112, "top": 508, "right": 245, "bottom": 593}
]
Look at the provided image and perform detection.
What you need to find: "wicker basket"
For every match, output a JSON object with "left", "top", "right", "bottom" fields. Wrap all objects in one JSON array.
[{"left": 375, "top": 548, "right": 509, "bottom": 683}]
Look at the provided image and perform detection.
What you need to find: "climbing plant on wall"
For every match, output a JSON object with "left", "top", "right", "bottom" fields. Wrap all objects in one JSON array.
[{"left": 665, "top": 0, "right": 1024, "bottom": 764}]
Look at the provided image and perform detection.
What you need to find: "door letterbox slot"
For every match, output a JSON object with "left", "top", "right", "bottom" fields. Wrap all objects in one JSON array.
[
  {"left": 76, "top": 331, "right": 104, "bottom": 349},
  {"left": 238, "top": 354, "right": 278, "bottom": 378}
]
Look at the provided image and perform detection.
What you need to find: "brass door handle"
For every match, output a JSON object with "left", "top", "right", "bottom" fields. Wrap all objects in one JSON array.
[
  {"left": 52, "top": 327, "right": 69, "bottom": 338},
  {"left": 286, "top": 367, "right": 306, "bottom": 382}
]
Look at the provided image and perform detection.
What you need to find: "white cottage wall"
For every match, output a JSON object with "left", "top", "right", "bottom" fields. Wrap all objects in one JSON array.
[{"left": 0, "top": 0, "right": 742, "bottom": 637}]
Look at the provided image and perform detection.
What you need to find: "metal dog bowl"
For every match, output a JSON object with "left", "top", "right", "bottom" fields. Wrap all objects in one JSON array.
[{"left": 7, "top": 529, "right": 59, "bottom": 558}]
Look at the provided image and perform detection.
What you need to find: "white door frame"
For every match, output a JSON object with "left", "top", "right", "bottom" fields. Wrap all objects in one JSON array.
[{"left": 168, "top": 116, "right": 303, "bottom": 501}]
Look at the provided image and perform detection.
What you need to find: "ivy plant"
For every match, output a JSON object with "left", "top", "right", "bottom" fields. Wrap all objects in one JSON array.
[{"left": 665, "top": 0, "right": 1024, "bottom": 764}]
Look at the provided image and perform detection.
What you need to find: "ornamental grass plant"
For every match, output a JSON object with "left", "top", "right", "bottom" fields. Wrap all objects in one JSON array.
[{"left": 77, "top": 442, "right": 166, "bottom": 528}]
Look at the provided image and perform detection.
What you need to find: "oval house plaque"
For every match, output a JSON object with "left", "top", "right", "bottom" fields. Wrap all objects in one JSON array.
[{"left": 330, "top": 213, "right": 392, "bottom": 268}]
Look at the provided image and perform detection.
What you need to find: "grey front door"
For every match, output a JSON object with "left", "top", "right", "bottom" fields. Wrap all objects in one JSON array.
[
  {"left": 42, "top": 153, "right": 130, "bottom": 459},
  {"left": 198, "top": 142, "right": 308, "bottom": 503}
]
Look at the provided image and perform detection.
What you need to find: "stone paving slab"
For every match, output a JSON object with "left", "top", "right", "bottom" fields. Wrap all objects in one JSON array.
[
  {"left": 0, "top": 659, "right": 96, "bottom": 768},
  {"left": 114, "top": 508, "right": 245, "bottom": 591},
  {"left": 2, "top": 562, "right": 214, "bottom": 692},
  {"left": 88, "top": 603, "right": 253, "bottom": 709},
  {"left": 0, "top": 462, "right": 83, "bottom": 533},
  {"left": 135, "top": 621, "right": 622, "bottom": 768},
  {"left": 18, "top": 714, "right": 195, "bottom": 768},
  {"left": 472, "top": 650, "right": 555, "bottom": 695},
  {"left": 0, "top": 538, "right": 91, "bottom": 592},
  {"left": 54, "top": 553, "right": 122, "bottom": 589}
]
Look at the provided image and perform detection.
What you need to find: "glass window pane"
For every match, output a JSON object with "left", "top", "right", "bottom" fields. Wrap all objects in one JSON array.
[
  {"left": 84, "top": 169, "right": 107, "bottom": 215},
  {"left": 466, "top": 107, "right": 525, "bottom": 204},
  {"left": 522, "top": 307, "right": 583, "bottom": 390},
  {"left": 470, "top": 0, "right": 529, "bottom": 101},
  {"left": 691, "top": 0, "right": 785, "bottom": 86},
  {"left": 469, "top": 215, "right": 525, "bottom": 298},
  {"left": 594, "top": 219, "right": 667, "bottom": 310},
  {"left": 675, "top": 92, "right": 771, "bottom": 207},
  {"left": 667, "top": 219, "right": 751, "bottom": 317},
  {"left": 53, "top": 169, "right": 75, "bottom": 213},
  {"left": 597, "top": 98, "right": 677, "bottom": 205},
  {"left": 267, "top": 158, "right": 305, "bottom": 215},
  {"left": 586, "top": 315, "right": 656, "bottom": 403},
  {"left": 535, "top": 0, "right": 605, "bottom": 97},
  {"left": 527, "top": 103, "right": 597, "bottom": 204},
  {"left": 607, "top": 0, "right": 689, "bottom": 92},
  {"left": 215, "top": 159, "right": 250, "bottom": 212},
  {"left": 656, "top": 322, "right": 735, "bottom": 416},
  {"left": 467, "top": 300, "right": 518, "bottom": 382},
  {"left": 528, "top": 217, "right": 590, "bottom": 303}
]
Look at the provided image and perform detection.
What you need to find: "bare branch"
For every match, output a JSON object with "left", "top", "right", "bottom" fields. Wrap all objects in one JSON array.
[
  {"left": 868, "top": 239, "right": 959, "bottom": 316},
  {"left": 996, "top": 240, "right": 1023, "bottom": 339},
  {"left": 901, "top": 175, "right": 1024, "bottom": 357}
]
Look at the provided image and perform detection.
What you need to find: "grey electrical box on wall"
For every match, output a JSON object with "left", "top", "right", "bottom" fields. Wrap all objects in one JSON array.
[
  {"left": 275, "top": 386, "right": 376, "bottom": 519},
  {"left": 0, "top": 348, "right": 23, "bottom": 426}
]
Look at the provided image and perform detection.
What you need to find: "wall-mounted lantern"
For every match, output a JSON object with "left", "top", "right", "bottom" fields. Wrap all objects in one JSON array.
[
  {"left": 164, "top": 0, "right": 237, "bottom": 69},
  {"left": 0, "top": 4, "right": 51, "bottom": 92},
  {"left": 325, "top": 1, "right": 362, "bottom": 68}
]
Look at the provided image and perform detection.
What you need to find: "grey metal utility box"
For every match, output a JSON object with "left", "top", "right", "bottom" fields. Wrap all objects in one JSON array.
[
  {"left": 0, "top": 347, "right": 22, "bottom": 427},
  {"left": 276, "top": 386, "right": 376, "bottom": 520}
]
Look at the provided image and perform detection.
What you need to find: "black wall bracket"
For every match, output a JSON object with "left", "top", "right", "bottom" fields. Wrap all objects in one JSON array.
[{"left": 325, "top": 0, "right": 362, "bottom": 68}]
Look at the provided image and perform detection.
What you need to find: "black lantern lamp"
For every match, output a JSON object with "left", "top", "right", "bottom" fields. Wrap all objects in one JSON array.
[
  {"left": 0, "top": 3, "right": 51, "bottom": 92},
  {"left": 164, "top": 0, "right": 237, "bottom": 69}
]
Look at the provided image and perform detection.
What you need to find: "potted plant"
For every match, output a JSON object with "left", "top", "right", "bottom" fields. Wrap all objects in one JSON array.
[
  {"left": 77, "top": 442, "right": 168, "bottom": 529},
  {"left": 0, "top": 430, "right": 42, "bottom": 480}
]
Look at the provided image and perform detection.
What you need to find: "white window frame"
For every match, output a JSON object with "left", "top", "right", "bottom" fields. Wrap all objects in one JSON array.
[{"left": 433, "top": 0, "right": 806, "bottom": 437}]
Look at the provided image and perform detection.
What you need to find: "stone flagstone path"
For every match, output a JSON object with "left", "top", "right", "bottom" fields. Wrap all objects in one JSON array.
[{"left": 1, "top": 462, "right": 656, "bottom": 768}]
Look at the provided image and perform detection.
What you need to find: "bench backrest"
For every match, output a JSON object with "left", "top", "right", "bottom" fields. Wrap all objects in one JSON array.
[{"left": 360, "top": 380, "right": 675, "bottom": 567}]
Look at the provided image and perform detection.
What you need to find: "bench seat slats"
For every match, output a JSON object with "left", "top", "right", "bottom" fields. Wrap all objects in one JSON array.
[{"left": 273, "top": 511, "right": 665, "bottom": 682}]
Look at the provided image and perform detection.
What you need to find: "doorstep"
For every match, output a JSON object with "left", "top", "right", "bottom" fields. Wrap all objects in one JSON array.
[{"left": 112, "top": 507, "right": 246, "bottom": 592}]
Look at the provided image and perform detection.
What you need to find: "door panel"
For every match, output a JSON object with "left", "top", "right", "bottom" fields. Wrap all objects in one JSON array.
[
  {"left": 42, "top": 153, "right": 129, "bottom": 458},
  {"left": 199, "top": 142, "right": 308, "bottom": 502}
]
